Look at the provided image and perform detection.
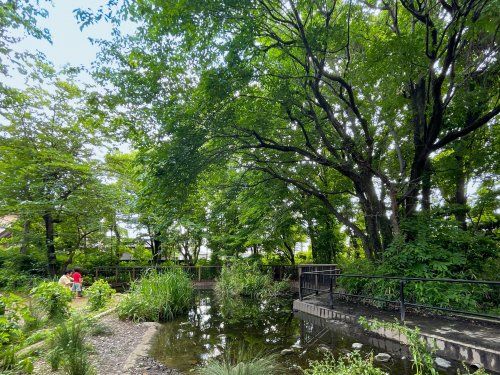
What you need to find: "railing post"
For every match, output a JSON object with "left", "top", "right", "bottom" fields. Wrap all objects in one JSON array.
[
  {"left": 198, "top": 266, "right": 202, "bottom": 282},
  {"left": 314, "top": 266, "right": 319, "bottom": 295},
  {"left": 329, "top": 275, "right": 334, "bottom": 308},
  {"left": 115, "top": 266, "right": 119, "bottom": 284},
  {"left": 400, "top": 279, "right": 406, "bottom": 322},
  {"left": 299, "top": 273, "right": 303, "bottom": 300}
]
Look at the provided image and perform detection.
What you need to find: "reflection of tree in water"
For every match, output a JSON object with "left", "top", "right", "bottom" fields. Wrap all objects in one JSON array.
[{"left": 150, "top": 291, "right": 299, "bottom": 371}]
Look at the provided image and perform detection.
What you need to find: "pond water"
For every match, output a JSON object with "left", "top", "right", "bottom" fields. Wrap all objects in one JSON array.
[{"left": 149, "top": 291, "right": 460, "bottom": 374}]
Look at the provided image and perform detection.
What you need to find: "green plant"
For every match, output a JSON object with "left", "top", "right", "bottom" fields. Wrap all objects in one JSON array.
[
  {"left": 360, "top": 317, "right": 437, "bottom": 375},
  {"left": 303, "top": 351, "right": 386, "bottom": 375},
  {"left": 85, "top": 279, "right": 116, "bottom": 311},
  {"left": 118, "top": 268, "right": 193, "bottom": 322},
  {"left": 48, "top": 315, "right": 95, "bottom": 375},
  {"left": 197, "top": 348, "right": 280, "bottom": 375},
  {"left": 30, "top": 281, "right": 72, "bottom": 319},
  {"left": 215, "top": 261, "right": 289, "bottom": 300}
]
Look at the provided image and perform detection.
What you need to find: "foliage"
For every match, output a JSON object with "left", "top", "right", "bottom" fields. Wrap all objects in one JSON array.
[
  {"left": 338, "top": 216, "right": 499, "bottom": 313},
  {"left": 0, "top": 293, "right": 36, "bottom": 373},
  {"left": 48, "top": 315, "right": 95, "bottom": 375},
  {"left": 303, "top": 351, "right": 386, "bottom": 375},
  {"left": 84, "top": 279, "right": 115, "bottom": 311},
  {"left": 215, "top": 261, "right": 289, "bottom": 300},
  {"left": 30, "top": 281, "right": 72, "bottom": 319},
  {"left": 360, "top": 318, "right": 437, "bottom": 375},
  {"left": 117, "top": 269, "right": 193, "bottom": 322},
  {"left": 197, "top": 348, "right": 280, "bottom": 375}
]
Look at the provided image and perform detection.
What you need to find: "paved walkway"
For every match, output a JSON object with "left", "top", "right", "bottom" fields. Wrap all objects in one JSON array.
[
  {"left": 295, "top": 295, "right": 500, "bottom": 372},
  {"left": 306, "top": 296, "right": 500, "bottom": 351}
]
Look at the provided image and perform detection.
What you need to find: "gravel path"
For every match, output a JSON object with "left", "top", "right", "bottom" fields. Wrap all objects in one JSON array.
[
  {"left": 34, "top": 314, "right": 182, "bottom": 375},
  {"left": 89, "top": 315, "right": 181, "bottom": 375}
]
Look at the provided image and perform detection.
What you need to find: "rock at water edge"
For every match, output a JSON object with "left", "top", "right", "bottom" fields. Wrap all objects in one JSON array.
[
  {"left": 352, "top": 343, "right": 363, "bottom": 350},
  {"left": 435, "top": 357, "right": 452, "bottom": 369},
  {"left": 374, "top": 353, "right": 391, "bottom": 362}
]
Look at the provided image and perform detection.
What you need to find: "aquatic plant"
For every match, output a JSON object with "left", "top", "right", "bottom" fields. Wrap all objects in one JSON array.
[
  {"left": 118, "top": 268, "right": 193, "bottom": 322},
  {"left": 303, "top": 351, "right": 386, "bottom": 375},
  {"left": 197, "top": 348, "right": 281, "bottom": 375},
  {"left": 215, "top": 261, "right": 288, "bottom": 300}
]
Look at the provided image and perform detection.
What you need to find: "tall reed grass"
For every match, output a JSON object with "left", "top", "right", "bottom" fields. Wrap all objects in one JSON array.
[{"left": 118, "top": 268, "right": 193, "bottom": 322}]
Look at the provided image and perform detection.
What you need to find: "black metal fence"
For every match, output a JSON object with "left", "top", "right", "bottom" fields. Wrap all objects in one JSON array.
[
  {"left": 92, "top": 264, "right": 338, "bottom": 286},
  {"left": 299, "top": 271, "right": 500, "bottom": 322}
]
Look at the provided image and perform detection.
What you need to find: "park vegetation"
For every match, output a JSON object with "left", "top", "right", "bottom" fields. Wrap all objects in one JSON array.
[
  {"left": 117, "top": 269, "right": 194, "bottom": 322},
  {"left": 0, "top": 0, "right": 497, "bottom": 311}
]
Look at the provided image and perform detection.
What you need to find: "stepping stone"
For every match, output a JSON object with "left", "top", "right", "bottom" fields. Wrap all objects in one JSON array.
[{"left": 374, "top": 353, "right": 391, "bottom": 362}]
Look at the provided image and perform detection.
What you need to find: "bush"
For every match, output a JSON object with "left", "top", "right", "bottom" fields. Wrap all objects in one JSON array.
[
  {"left": 303, "top": 351, "right": 386, "bottom": 375},
  {"left": 118, "top": 268, "right": 193, "bottom": 322},
  {"left": 48, "top": 315, "right": 95, "bottom": 375},
  {"left": 85, "top": 280, "right": 115, "bottom": 311},
  {"left": 30, "top": 281, "right": 72, "bottom": 319},
  {"left": 215, "top": 261, "right": 288, "bottom": 300},
  {"left": 197, "top": 348, "right": 280, "bottom": 375}
]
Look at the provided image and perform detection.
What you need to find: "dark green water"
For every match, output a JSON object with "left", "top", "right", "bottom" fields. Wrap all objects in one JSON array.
[{"left": 149, "top": 291, "right": 460, "bottom": 374}]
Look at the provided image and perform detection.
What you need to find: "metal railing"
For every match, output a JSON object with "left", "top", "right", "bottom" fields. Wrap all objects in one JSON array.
[
  {"left": 299, "top": 271, "right": 500, "bottom": 322},
  {"left": 92, "top": 264, "right": 338, "bottom": 285}
]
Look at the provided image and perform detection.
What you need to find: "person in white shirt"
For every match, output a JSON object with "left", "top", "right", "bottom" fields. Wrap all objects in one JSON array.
[{"left": 58, "top": 270, "right": 73, "bottom": 289}]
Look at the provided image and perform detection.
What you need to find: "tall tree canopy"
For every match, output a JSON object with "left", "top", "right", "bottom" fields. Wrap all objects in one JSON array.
[{"left": 81, "top": 0, "right": 499, "bottom": 259}]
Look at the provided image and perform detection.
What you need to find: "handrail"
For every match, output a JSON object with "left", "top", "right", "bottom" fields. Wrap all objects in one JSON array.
[{"left": 299, "top": 271, "right": 500, "bottom": 322}]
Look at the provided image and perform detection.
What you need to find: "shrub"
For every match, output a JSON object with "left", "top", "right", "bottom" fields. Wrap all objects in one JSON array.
[
  {"left": 197, "top": 348, "right": 280, "bottom": 375},
  {"left": 30, "top": 281, "right": 72, "bottom": 319},
  {"left": 303, "top": 351, "right": 386, "bottom": 375},
  {"left": 118, "top": 268, "right": 193, "bottom": 322},
  {"left": 215, "top": 261, "right": 288, "bottom": 300},
  {"left": 48, "top": 315, "right": 95, "bottom": 375},
  {"left": 85, "top": 279, "right": 115, "bottom": 311}
]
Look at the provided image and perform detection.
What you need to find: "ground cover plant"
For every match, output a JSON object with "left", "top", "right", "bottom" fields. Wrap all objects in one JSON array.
[
  {"left": 30, "top": 281, "right": 72, "bottom": 320},
  {"left": 84, "top": 279, "right": 115, "bottom": 311},
  {"left": 118, "top": 268, "right": 193, "bottom": 322}
]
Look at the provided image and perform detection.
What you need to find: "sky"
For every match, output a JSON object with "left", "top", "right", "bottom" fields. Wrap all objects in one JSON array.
[{"left": 7, "top": 0, "right": 115, "bottom": 88}]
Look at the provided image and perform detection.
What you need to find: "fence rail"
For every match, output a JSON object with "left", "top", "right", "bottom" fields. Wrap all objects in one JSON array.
[
  {"left": 299, "top": 271, "right": 500, "bottom": 322},
  {"left": 92, "top": 264, "right": 338, "bottom": 285}
]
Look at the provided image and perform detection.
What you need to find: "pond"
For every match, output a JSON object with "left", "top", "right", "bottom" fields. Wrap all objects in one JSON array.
[{"left": 149, "top": 291, "right": 459, "bottom": 374}]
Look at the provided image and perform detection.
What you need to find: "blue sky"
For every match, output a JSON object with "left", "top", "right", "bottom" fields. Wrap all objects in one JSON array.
[{"left": 8, "top": 0, "right": 115, "bottom": 88}]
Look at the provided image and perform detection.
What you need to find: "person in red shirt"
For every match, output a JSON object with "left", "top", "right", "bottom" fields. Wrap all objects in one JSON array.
[{"left": 71, "top": 268, "right": 83, "bottom": 298}]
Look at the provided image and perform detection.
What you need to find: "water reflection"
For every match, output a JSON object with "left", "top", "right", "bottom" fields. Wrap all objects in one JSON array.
[{"left": 149, "top": 291, "right": 455, "bottom": 374}]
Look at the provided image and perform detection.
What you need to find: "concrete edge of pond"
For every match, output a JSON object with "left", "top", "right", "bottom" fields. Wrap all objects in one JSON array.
[
  {"left": 122, "top": 321, "right": 162, "bottom": 373},
  {"left": 293, "top": 299, "right": 500, "bottom": 373},
  {"left": 18, "top": 306, "right": 118, "bottom": 358}
]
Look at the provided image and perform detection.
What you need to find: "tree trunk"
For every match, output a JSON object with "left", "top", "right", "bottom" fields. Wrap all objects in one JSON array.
[
  {"left": 283, "top": 242, "right": 295, "bottom": 265},
  {"left": 43, "top": 213, "right": 57, "bottom": 276},
  {"left": 151, "top": 234, "right": 162, "bottom": 264},
  {"left": 453, "top": 154, "right": 467, "bottom": 230},
  {"left": 421, "top": 159, "right": 432, "bottom": 211},
  {"left": 20, "top": 220, "right": 30, "bottom": 254}
]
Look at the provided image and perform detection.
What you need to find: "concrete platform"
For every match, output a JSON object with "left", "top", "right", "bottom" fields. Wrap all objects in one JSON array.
[{"left": 294, "top": 297, "right": 500, "bottom": 373}]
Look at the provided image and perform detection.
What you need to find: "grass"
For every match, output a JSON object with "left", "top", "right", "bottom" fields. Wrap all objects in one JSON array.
[
  {"left": 215, "top": 261, "right": 289, "bottom": 300},
  {"left": 117, "top": 268, "right": 193, "bottom": 322},
  {"left": 47, "top": 314, "right": 95, "bottom": 375},
  {"left": 197, "top": 348, "right": 281, "bottom": 375}
]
